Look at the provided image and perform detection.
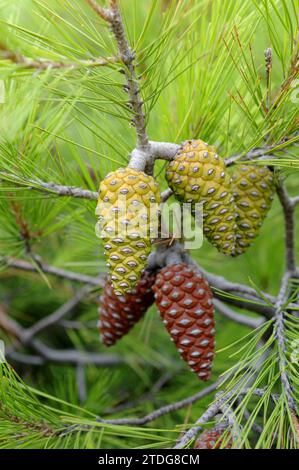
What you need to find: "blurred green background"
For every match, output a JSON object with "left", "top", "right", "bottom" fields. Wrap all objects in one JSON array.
[{"left": 0, "top": 0, "right": 298, "bottom": 448}]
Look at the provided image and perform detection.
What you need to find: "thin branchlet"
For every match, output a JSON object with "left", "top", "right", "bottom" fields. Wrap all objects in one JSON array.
[
  {"left": 174, "top": 388, "right": 278, "bottom": 448},
  {"left": 273, "top": 180, "right": 298, "bottom": 414},
  {"left": 0, "top": 307, "right": 126, "bottom": 367},
  {"left": 86, "top": 0, "right": 149, "bottom": 155},
  {"left": 85, "top": 0, "right": 112, "bottom": 21},
  {"left": 4, "top": 254, "right": 275, "bottom": 318},
  {"left": 0, "top": 42, "right": 116, "bottom": 69},
  {"left": 276, "top": 181, "right": 296, "bottom": 273},
  {"left": 274, "top": 273, "right": 297, "bottom": 413}
]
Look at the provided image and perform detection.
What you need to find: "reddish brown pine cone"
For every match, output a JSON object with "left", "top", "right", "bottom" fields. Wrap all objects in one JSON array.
[
  {"left": 99, "top": 270, "right": 156, "bottom": 346},
  {"left": 194, "top": 425, "right": 232, "bottom": 449},
  {"left": 153, "top": 263, "right": 215, "bottom": 381}
]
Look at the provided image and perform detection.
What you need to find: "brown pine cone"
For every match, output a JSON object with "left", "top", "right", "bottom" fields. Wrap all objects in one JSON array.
[
  {"left": 153, "top": 263, "right": 215, "bottom": 380},
  {"left": 99, "top": 270, "right": 156, "bottom": 346},
  {"left": 195, "top": 425, "right": 232, "bottom": 449}
]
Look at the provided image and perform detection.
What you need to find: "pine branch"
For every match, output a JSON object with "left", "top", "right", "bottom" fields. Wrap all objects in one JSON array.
[
  {"left": 31, "top": 182, "right": 98, "bottom": 200},
  {"left": 85, "top": 1, "right": 182, "bottom": 171},
  {"left": 76, "top": 364, "right": 87, "bottom": 403},
  {"left": 0, "top": 307, "right": 123, "bottom": 367},
  {"left": 2, "top": 135, "right": 295, "bottom": 204},
  {"left": 0, "top": 47, "right": 117, "bottom": 70},
  {"left": 180, "top": 250, "right": 276, "bottom": 318},
  {"left": 9, "top": 200, "right": 33, "bottom": 254},
  {"left": 225, "top": 148, "right": 276, "bottom": 166},
  {"left": 0, "top": 288, "right": 122, "bottom": 367},
  {"left": 86, "top": 0, "right": 149, "bottom": 153},
  {"left": 0, "top": 401, "right": 56, "bottom": 438},
  {"left": 291, "top": 196, "right": 299, "bottom": 206},
  {"left": 273, "top": 180, "right": 298, "bottom": 415},
  {"left": 202, "top": 269, "right": 275, "bottom": 318},
  {"left": 2, "top": 134, "right": 295, "bottom": 203},
  {"left": 225, "top": 132, "right": 299, "bottom": 166},
  {"left": 0, "top": 173, "right": 99, "bottom": 200},
  {"left": 0, "top": 142, "right": 179, "bottom": 195},
  {"left": 4, "top": 257, "right": 105, "bottom": 286},
  {"left": 213, "top": 299, "right": 264, "bottom": 329},
  {"left": 237, "top": 400, "right": 263, "bottom": 435},
  {"left": 174, "top": 388, "right": 277, "bottom": 449},
  {"left": 4, "top": 254, "right": 277, "bottom": 319},
  {"left": 22, "top": 285, "right": 92, "bottom": 344},
  {"left": 5, "top": 350, "right": 45, "bottom": 366},
  {"left": 17, "top": 338, "right": 124, "bottom": 367},
  {"left": 96, "top": 379, "right": 221, "bottom": 426},
  {"left": 161, "top": 188, "right": 173, "bottom": 203},
  {"left": 219, "top": 400, "right": 242, "bottom": 448},
  {"left": 59, "top": 380, "right": 221, "bottom": 436},
  {"left": 276, "top": 181, "right": 296, "bottom": 273},
  {"left": 86, "top": 0, "right": 112, "bottom": 21},
  {"left": 274, "top": 272, "right": 297, "bottom": 413}
]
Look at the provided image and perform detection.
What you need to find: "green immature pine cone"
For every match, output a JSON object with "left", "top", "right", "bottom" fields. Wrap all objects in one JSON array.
[
  {"left": 231, "top": 165, "right": 274, "bottom": 254},
  {"left": 96, "top": 167, "right": 160, "bottom": 296},
  {"left": 165, "top": 139, "right": 237, "bottom": 256}
]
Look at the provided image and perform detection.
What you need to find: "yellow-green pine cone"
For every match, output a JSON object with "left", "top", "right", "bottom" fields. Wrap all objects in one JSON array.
[
  {"left": 231, "top": 165, "right": 274, "bottom": 254},
  {"left": 96, "top": 168, "right": 160, "bottom": 295},
  {"left": 165, "top": 139, "right": 237, "bottom": 256}
]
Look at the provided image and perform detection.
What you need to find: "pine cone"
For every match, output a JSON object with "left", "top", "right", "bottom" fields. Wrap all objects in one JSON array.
[
  {"left": 96, "top": 168, "right": 160, "bottom": 295},
  {"left": 195, "top": 425, "right": 232, "bottom": 449},
  {"left": 165, "top": 140, "right": 236, "bottom": 256},
  {"left": 153, "top": 263, "right": 215, "bottom": 380},
  {"left": 99, "top": 270, "right": 156, "bottom": 346},
  {"left": 231, "top": 165, "right": 274, "bottom": 254}
]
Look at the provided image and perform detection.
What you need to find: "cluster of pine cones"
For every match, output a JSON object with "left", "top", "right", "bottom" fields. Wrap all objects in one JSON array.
[
  {"left": 96, "top": 139, "right": 275, "bottom": 380},
  {"left": 165, "top": 140, "right": 274, "bottom": 256}
]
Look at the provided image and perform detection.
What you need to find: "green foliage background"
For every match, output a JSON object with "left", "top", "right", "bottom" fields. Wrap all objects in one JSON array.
[{"left": 0, "top": 0, "right": 298, "bottom": 449}]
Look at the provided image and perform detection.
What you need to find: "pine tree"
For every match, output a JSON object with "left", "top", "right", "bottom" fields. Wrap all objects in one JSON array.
[{"left": 0, "top": 0, "right": 298, "bottom": 449}]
